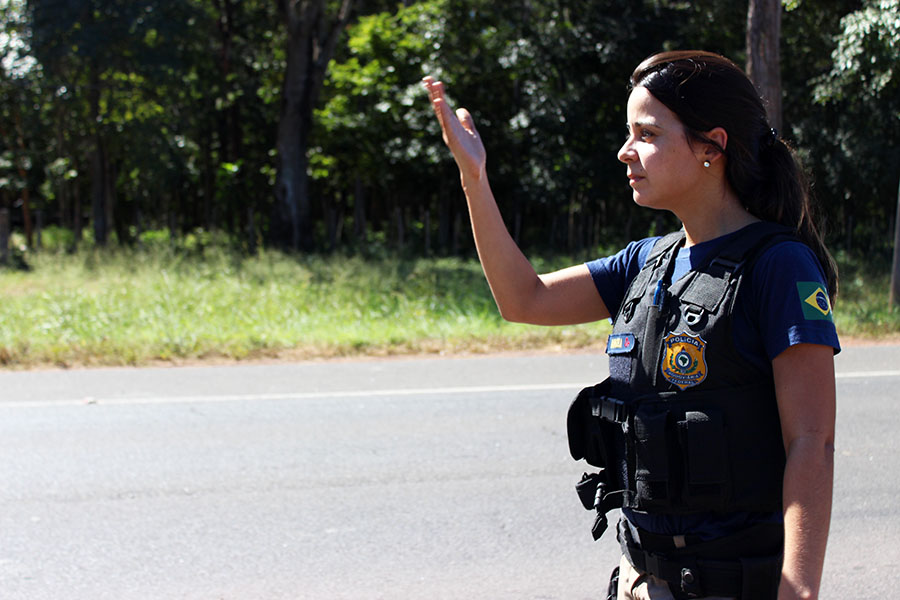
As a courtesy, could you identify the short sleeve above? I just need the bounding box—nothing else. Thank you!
[747,240,841,361]
[585,237,658,317]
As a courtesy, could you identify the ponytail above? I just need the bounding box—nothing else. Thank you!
[754,136,839,303]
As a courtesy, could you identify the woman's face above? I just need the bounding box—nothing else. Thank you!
[617,86,706,213]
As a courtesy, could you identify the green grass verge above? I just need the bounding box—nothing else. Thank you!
[0,245,608,368]
[831,251,900,339]
[0,243,896,369]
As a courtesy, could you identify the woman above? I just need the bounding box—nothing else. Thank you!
[423,50,838,600]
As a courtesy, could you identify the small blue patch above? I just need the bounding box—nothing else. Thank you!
[606,333,637,355]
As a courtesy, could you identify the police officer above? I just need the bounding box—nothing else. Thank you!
[423,50,837,600]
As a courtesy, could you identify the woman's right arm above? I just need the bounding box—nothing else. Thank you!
[423,77,609,326]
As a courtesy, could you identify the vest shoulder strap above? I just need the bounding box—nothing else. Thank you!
[610,232,684,323]
[646,231,685,267]
[679,222,796,312]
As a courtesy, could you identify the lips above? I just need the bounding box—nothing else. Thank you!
[627,173,645,186]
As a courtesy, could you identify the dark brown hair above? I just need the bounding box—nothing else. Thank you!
[631,50,837,301]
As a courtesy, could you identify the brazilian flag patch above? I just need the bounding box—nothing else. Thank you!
[797,282,833,321]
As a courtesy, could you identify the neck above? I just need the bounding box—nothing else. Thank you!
[679,188,758,247]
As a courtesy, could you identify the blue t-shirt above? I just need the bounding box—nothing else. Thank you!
[585,226,840,539]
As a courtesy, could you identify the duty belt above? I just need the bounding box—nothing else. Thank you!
[617,520,783,599]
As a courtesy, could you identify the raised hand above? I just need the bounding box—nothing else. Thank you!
[422,76,487,183]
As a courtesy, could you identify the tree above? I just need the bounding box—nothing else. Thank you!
[1,0,39,248]
[27,0,188,245]
[273,0,354,251]
[811,0,899,302]
[811,0,899,260]
[746,0,783,131]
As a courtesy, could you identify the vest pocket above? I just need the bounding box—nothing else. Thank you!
[632,408,674,509]
[678,408,729,510]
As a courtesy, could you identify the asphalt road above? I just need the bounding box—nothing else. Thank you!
[0,345,898,599]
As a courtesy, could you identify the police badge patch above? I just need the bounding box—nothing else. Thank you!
[660,332,708,390]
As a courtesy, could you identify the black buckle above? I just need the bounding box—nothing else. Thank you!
[680,561,703,598]
[593,397,626,423]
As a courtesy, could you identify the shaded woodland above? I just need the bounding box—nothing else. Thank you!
[0,0,897,259]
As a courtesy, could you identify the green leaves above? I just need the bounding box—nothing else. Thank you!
[814,0,899,102]
[1,0,895,257]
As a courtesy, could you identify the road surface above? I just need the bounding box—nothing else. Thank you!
[1,346,898,598]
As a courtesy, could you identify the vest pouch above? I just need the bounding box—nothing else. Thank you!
[631,405,675,509]
[568,379,616,468]
[678,409,729,510]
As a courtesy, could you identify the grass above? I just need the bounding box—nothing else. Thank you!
[0,237,897,369]
[831,250,900,340]
[0,242,608,368]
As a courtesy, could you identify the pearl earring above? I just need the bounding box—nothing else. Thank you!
[703,160,711,168]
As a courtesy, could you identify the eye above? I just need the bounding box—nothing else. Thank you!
[639,128,655,141]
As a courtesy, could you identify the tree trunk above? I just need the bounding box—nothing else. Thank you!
[246,204,257,253]
[0,207,9,264]
[106,158,118,243]
[88,62,109,246]
[746,0,782,132]
[89,137,109,246]
[72,165,82,247]
[393,204,405,249]
[274,91,310,249]
[13,107,33,248]
[216,0,244,236]
[422,207,431,256]
[324,192,338,251]
[273,0,354,251]
[353,175,367,242]
[35,209,43,250]
[890,177,900,306]
[438,178,451,253]
[202,126,215,230]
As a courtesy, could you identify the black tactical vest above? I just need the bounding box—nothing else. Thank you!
[568,222,794,536]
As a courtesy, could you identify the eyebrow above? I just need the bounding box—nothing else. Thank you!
[627,120,662,129]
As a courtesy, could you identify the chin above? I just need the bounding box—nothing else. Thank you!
[632,193,654,208]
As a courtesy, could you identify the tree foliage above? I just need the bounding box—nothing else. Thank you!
[807,0,899,254]
[0,0,896,261]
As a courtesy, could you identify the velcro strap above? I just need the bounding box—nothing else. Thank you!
[591,512,609,541]
[679,268,731,313]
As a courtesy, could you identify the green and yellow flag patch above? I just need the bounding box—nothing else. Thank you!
[797,282,833,321]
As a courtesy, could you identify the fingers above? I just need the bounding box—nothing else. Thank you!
[422,76,444,115]
[423,76,457,146]
[422,76,445,110]
[422,76,486,177]
[456,107,478,137]
[423,77,478,135]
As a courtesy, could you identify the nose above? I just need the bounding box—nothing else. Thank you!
[617,136,635,164]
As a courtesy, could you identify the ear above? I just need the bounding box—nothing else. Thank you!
[700,127,728,164]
